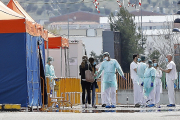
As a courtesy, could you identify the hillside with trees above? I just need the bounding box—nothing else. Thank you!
[1,0,179,21]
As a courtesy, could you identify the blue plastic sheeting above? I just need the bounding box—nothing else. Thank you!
[0,33,45,107]
[26,34,43,106]
[0,33,28,107]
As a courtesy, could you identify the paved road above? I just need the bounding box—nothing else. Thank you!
[0,112,180,120]
[1,105,180,120]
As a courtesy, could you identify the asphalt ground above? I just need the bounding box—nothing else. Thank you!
[1,105,180,120]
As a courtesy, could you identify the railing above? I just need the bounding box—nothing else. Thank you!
[117,73,133,90]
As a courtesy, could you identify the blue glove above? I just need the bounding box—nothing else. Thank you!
[174,83,177,89]
[122,76,127,80]
[151,82,153,87]
[141,82,144,86]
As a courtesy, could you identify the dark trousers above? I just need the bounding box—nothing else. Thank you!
[81,80,91,104]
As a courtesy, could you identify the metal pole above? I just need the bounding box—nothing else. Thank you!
[141,1,143,48]
[61,46,62,77]
[47,41,49,58]
[67,8,69,39]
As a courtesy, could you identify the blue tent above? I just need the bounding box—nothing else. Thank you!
[0,17,47,107]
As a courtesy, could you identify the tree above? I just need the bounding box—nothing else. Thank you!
[147,21,180,71]
[109,7,144,72]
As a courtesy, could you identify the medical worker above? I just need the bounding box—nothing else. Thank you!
[95,52,124,108]
[137,55,147,105]
[143,60,156,107]
[45,57,57,97]
[153,60,162,107]
[160,54,177,107]
[130,54,140,107]
[96,56,106,107]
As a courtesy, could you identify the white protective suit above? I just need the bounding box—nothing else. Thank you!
[130,61,140,105]
[143,67,156,105]
[137,62,147,104]
[96,59,124,106]
[166,61,177,104]
[96,62,105,105]
[154,67,162,105]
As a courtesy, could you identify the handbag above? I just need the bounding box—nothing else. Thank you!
[85,63,95,83]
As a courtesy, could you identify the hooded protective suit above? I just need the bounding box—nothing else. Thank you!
[96,59,124,92]
[96,59,124,106]
[143,67,156,105]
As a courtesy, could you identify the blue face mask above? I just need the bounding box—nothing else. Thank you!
[153,63,157,67]
[137,58,141,62]
[93,61,96,65]
[103,58,106,61]
[165,58,168,62]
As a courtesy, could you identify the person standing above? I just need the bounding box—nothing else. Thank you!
[88,57,98,108]
[137,55,147,105]
[143,60,156,107]
[130,54,140,107]
[153,60,162,107]
[95,52,125,108]
[79,55,92,108]
[160,54,177,107]
[96,56,106,107]
[45,57,57,97]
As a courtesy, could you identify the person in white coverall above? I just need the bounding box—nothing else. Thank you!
[160,54,177,107]
[130,54,141,107]
[95,52,125,108]
[153,59,162,107]
[96,58,106,107]
[137,55,147,105]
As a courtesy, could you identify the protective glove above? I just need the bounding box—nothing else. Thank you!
[141,82,144,86]
[122,76,127,80]
[151,82,153,87]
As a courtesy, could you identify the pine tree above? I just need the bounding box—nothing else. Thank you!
[109,7,144,72]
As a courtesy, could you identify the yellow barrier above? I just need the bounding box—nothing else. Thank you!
[46,77,82,107]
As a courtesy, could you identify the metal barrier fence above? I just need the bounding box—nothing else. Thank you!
[116,72,180,90]
[117,73,133,90]
[45,77,82,108]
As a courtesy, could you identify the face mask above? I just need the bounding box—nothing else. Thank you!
[153,63,157,67]
[104,57,108,61]
[137,58,141,62]
[165,58,168,62]
[50,61,53,64]
[93,62,96,65]
[103,58,106,61]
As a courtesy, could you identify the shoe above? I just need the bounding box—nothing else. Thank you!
[82,104,85,108]
[105,105,111,108]
[167,104,175,107]
[111,105,116,108]
[102,104,106,107]
[147,104,155,107]
[93,105,97,108]
[88,104,91,108]
[135,103,141,108]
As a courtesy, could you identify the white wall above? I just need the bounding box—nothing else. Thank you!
[45,49,66,78]
[69,40,84,78]
[69,36,103,58]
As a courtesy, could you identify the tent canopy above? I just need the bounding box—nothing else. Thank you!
[0,1,24,20]
[45,33,69,49]
[6,0,48,41]
[7,0,35,22]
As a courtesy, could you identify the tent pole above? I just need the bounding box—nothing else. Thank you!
[67,48,70,77]
[61,47,62,77]
[47,41,49,58]
[64,47,67,77]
